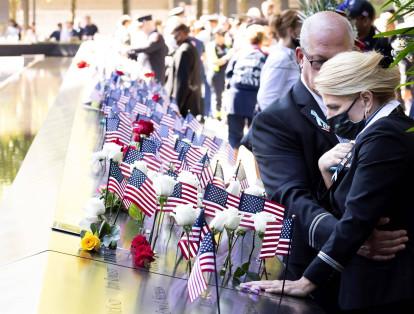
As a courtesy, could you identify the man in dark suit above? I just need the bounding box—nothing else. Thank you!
[165,24,202,117]
[127,15,168,83]
[249,11,408,312]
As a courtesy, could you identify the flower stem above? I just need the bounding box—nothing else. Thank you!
[216,231,223,253]
[184,227,192,275]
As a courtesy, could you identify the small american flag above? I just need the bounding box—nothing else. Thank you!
[263,199,285,222]
[178,209,210,259]
[233,162,249,190]
[203,183,228,218]
[182,113,202,132]
[212,161,225,188]
[159,141,180,168]
[191,154,213,189]
[162,182,188,212]
[132,102,148,117]
[188,231,215,302]
[162,182,197,212]
[226,188,241,209]
[120,148,142,178]
[140,138,161,172]
[185,145,205,168]
[160,114,177,129]
[105,117,131,146]
[238,193,265,230]
[259,220,283,259]
[275,218,293,256]
[124,169,157,217]
[203,136,219,157]
[108,160,126,200]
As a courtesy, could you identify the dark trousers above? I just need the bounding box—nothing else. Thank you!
[227,114,252,149]
[211,70,225,112]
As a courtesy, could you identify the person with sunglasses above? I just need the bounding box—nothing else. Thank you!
[249,11,408,313]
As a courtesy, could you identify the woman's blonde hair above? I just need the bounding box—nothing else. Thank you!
[315,51,400,103]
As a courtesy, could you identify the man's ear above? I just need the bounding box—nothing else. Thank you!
[295,47,304,67]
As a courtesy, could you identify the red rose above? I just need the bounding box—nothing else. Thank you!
[77,60,89,68]
[133,246,155,267]
[131,235,149,249]
[133,120,154,137]
[152,94,161,103]
[144,72,155,78]
[115,70,124,76]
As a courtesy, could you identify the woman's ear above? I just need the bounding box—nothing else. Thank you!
[360,90,374,116]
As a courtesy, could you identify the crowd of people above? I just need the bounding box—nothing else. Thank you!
[1,15,99,43]
[113,1,414,314]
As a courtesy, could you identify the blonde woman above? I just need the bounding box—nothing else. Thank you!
[242,51,414,313]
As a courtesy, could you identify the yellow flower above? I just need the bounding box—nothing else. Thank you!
[81,231,101,251]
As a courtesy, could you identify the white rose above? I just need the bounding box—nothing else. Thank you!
[92,150,106,163]
[224,207,241,230]
[171,204,199,226]
[178,171,199,188]
[253,212,276,233]
[84,197,105,218]
[209,210,227,232]
[147,170,159,181]
[102,142,122,157]
[226,180,241,196]
[197,192,204,208]
[153,175,176,197]
[244,185,265,197]
[130,160,148,175]
[108,150,123,163]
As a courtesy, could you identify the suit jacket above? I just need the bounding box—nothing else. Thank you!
[133,31,168,83]
[252,80,340,276]
[165,39,201,117]
[304,110,414,310]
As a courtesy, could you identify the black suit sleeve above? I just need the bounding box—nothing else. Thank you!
[175,46,193,111]
[131,33,164,55]
[252,108,338,250]
[304,132,408,285]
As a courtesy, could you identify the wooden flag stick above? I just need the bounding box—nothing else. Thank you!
[212,235,221,314]
[234,160,241,179]
[278,215,296,309]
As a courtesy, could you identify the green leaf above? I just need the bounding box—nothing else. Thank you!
[241,262,250,273]
[374,27,414,38]
[406,126,414,133]
[90,223,98,235]
[233,267,246,278]
[80,230,87,238]
[246,272,261,281]
[128,203,142,221]
[391,42,414,67]
[99,221,112,238]
[219,268,226,276]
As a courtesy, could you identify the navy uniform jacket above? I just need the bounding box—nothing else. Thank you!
[130,31,168,83]
[252,80,340,275]
[304,110,414,310]
[252,80,342,311]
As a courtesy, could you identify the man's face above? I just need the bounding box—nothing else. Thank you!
[173,30,186,45]
[296,31,352,93]
[353,16,372,37]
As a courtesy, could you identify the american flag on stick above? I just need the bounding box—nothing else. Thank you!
[105,117,131,146]
[124,168,157,217]
[238,193,266,230]
[188,231,215,302]
[259,220,283,259]
[275,217,293,256]
[107,160,126,200]
[178,209,210,260]
[212,161,225,189]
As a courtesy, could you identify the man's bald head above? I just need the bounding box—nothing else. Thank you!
[297,11,355,92]
[300,11,354,52]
